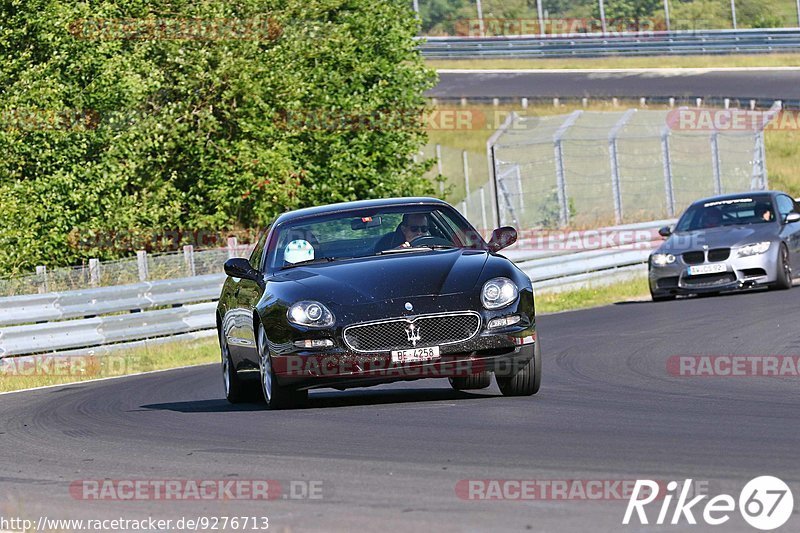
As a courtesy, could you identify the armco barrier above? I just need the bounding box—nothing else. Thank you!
[0,220,673,357]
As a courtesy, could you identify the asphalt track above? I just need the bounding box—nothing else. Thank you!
[429,69,800,101]
[2,288,800,532]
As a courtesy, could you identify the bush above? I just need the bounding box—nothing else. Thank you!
[0,0,437,274]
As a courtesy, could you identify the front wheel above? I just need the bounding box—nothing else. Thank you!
[257,324,308,409]
[497,340,541,397]
[220,329,259,403]
[771,244,792,290]
[449,371,491,390]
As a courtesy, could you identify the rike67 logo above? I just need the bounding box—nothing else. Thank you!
[623,477,794,530]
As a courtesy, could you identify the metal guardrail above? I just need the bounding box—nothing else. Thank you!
[0,220,672,357]
[419,28,800,58]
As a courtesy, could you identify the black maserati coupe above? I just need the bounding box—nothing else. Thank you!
[216,197,540,409]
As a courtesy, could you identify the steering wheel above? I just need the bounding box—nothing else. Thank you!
[409,235,453,247]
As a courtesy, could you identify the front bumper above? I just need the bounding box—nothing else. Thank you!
[649,247,779,296]
[271,330,536,391]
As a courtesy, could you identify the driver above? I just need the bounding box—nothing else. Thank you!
[755,204,773,222]
[374,213,430,252]
[701,207,723,228]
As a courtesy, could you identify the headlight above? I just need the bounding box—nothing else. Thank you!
[737,241,771,257]
[287,301,335,328]
[481,277,518,310]
[651,253,676,266]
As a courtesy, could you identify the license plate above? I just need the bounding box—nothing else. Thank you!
[391,346,440,363]
[688,263,727,275]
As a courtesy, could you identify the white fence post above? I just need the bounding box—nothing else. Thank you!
[462,150,470,202]
[710,131,722,195]
[661,127,676,218]
[608,109,637,224]
[89,258,100,287]
[183,245,196,277]
[227,237,239,259]
[486,112,516,229]
[552,110,583,227]
[136,251,149,281]
[435,143,444,195]
[479,186,488,235]
[36,265,48,294]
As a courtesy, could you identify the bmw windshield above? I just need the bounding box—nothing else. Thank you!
[266,205,488,271]
[675,197,776,232]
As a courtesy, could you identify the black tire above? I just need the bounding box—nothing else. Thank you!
[449,371,491,390]
[220,330,259,403]
[497,339,541,397]
[772,244,792,290]
[257,324,308,410]
[651,292,676,302]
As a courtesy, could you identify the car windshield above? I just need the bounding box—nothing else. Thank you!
[674,197,776,232]
[266,205,488,270]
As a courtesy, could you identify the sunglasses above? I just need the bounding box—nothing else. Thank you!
[407,225,429,233]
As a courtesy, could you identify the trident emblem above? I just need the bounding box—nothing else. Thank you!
[405,323,421,347]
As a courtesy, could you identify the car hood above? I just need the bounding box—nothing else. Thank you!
[660,224,778,253]
[269,248,490,304]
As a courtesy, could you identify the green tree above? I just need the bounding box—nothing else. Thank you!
[0,0,436,273]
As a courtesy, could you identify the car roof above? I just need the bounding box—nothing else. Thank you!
[689,191,782,207]
[272,197,451,225]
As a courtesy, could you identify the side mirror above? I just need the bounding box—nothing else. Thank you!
[224,257,261,281]
[488,226,517,253]
[785,213,800,224]
[658,226,672,237]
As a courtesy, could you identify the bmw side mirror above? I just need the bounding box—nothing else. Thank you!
[785,213,800,224]
[224,257,261,281]
[488,226,517,253]
[658,226,672,237]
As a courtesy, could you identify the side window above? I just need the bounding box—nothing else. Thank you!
[776,195,794,220]
[248,227,269,271]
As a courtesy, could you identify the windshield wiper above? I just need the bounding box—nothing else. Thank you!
[281,257,347,269]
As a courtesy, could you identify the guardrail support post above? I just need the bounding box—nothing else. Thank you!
[552,110,583,227]
[89,258,100,287]
[136,251,149,281]
[710,131,722,195]
[36,265,48,294]
[608,109,637,224]
[661,127,676,218]
[183,245,196,277]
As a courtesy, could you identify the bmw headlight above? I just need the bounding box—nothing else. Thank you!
[287,301,335,328]
[481,277,518,310]
[651,253,676,266]
[737,241,771,257]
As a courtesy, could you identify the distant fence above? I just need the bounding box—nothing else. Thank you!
[487,103,780,228]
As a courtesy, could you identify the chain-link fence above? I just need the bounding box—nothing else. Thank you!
[489,106,777,229]
[0,242,253,297]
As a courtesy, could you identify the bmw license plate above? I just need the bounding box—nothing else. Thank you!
[391,346,440,363]
[687,263,727,276]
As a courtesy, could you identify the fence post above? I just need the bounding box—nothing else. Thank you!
[751,101,781,190]
[183,245,196,277]
[486,112,516,229]
[552,110,583,227]
[479,186,488,235]
[36,265,48,294]
[608,109,636,225]
[661,127,676,218]
[710,131,722,195]
[435,143,444,196]
[227,237,239,259]
[136,250,149,282]
[462,150,470,202]
[89,258,100,287]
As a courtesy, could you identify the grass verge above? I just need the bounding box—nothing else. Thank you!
[0,336,220,393]
[427,53,800,71]
[536,276,651,314]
